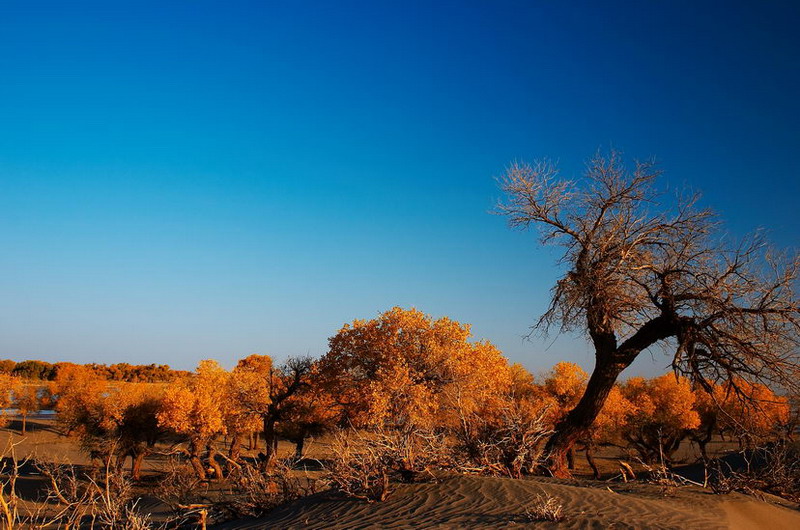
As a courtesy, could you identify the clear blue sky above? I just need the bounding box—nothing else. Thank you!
[1,1,798,374]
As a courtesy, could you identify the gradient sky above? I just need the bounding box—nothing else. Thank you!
[1,1,798,375]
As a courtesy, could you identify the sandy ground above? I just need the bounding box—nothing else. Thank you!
[212,473,800,529]
[3,415,800,529]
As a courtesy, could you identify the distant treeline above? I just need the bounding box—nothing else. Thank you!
[0,359,190,383]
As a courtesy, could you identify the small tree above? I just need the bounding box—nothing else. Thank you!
[497,150,800,475]
[619,375,700,464]
[230,354,313,467]
[692,379,789,458]
[158,360,229,480]
[12,382,42,434]
[276,365,338,460]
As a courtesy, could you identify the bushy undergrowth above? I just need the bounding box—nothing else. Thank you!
[325,427,448,502]
[454,405,553,478]
[709,442,800,502]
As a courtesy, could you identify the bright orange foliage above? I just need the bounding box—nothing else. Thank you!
[158,360,229,442]
[321,307,512,429]
[543,362,588,418]
[158,360,230,479]
[620,374,700,462]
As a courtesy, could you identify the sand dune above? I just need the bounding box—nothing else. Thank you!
[213,474,800,529]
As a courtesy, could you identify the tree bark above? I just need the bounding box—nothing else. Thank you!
[544,314,676,476]
[188,440,207,481]
[544,358,627,476]
[206,443,224,480]
[263,419,278,467]
[293,437,305,461]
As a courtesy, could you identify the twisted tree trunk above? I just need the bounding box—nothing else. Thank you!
[544,358,627,476]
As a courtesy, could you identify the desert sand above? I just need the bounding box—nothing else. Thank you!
[214,474,800,529]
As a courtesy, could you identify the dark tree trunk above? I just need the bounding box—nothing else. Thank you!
[544,314,676,477]
[585,444,600,479]
[207,443,224,480]
[188,440,207,481]
[544,358,627,476]
[263,419,278,467]
[293,437,305,461]
[566,448,575,470]
[698,439,709,461]
[21,414,27,435]
[115,453,126,474]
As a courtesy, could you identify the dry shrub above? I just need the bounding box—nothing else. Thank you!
[225,459,319,518]
[524,493,564,522]
[455,405,552,478]
[710,442,800,502]
[155,457,205,510]
[325,427,447,502]
[637,460,686,497]
[34,459,157,529]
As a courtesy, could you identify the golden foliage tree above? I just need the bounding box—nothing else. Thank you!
[0,374,18,427]
[277,364,339,460]
[230,354,313,466]
[158,360,230,480]
[52,366,165,479]
[692,379,790,457]
[11,381,42,434]
[321,307,512,431]
[619,374,700,463]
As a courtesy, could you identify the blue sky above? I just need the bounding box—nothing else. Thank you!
[0,1,798,374]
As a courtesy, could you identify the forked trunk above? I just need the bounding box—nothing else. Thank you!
[207,443,224,480]
[544,359,627,477]
[188,440,207,481]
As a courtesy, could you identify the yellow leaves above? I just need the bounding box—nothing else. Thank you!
[593,385,635,439]
[230,354,273,417]
[157,360,230,442]
[0,374,20,409]
[322,307,513,430]
[621,374,700,432]
[544,362,588,411]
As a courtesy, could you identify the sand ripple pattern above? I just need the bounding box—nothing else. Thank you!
[214,474,738,529]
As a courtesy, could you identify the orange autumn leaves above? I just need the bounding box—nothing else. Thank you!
[320,307,513,430]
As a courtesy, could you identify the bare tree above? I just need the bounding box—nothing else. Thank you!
[497,150,800,476]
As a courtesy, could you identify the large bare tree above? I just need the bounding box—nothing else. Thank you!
[497,150,800,476]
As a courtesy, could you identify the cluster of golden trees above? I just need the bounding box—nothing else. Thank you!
[6,307,789,483]
[0,359,188,382]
